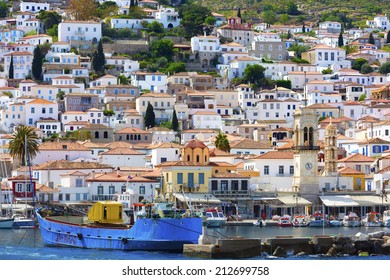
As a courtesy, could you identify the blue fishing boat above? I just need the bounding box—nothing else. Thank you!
[35,201,202,252]
[308,211,329,227]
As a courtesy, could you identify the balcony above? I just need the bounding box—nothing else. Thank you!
[293,145,320,151]
[212,190,249,197]
[91,194,116,201]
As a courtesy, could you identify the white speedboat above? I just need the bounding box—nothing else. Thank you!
[361,212,382,227]
[342,212,361,227]
[0,217,14,229]
[292,215,308,227]
[203,208,227,227]
[382,210,390,227]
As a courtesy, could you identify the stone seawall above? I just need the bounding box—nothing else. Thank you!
[266,231,390,258]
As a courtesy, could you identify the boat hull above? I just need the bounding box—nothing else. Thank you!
[0,218,14,229]
[36,210,202,251]
[13,219,36,229]
[308,220,329,227]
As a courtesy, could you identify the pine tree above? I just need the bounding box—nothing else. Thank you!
[172,109,179,132]
[338,32,344,47]
[32,45,43,81]
[144,103,156,129]
[8,54,14,79]
[369,33,375,45]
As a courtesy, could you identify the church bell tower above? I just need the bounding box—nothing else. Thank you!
[292,108,319,196]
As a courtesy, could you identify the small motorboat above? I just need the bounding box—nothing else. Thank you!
[342,212,361,227]
[277,215,292,227]
[383,210,390,227]
[253,219,266,227]
[292,215,308,227]
[362,212,382,227]
[329,219,342,227]
[308,211,329,227]
[203,207,227,227]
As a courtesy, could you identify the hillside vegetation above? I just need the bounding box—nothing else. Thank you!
[192,0,390,27]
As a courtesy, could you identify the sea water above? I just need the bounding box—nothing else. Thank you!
[1,226,390,260]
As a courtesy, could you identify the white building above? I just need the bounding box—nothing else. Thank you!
[366,15,390,30]
[25,98,58,126]
[99,147,146,167]
[58,21,102,44]
[130,72,167,93]
[4,51,33,79]
[20,2,50,13]
[135,93,175,124]
[191,111,222,130]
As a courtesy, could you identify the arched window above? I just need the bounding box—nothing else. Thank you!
[303,127,308,144]
[309,127,314,146]
[196,155,200,162]
[95,131,99,138]
[187,155,190,161]
[103,131,108,138]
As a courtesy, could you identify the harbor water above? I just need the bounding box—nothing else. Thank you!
[1,225,390,260]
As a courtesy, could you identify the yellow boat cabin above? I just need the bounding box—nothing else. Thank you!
[87,201,123,224]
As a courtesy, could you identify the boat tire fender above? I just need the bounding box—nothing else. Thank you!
[122,238,128,244]
[77,233,83,240]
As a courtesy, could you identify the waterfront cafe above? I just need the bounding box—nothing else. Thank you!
[319,194,390,219]
[252,194,313,219]
[172,192,222,211]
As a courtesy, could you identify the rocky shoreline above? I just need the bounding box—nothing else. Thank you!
[267,231,390,258]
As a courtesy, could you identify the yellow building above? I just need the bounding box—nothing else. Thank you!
[157,139,213,200]
[339,167,365,191]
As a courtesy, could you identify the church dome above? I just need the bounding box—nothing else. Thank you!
[184,139,207,149]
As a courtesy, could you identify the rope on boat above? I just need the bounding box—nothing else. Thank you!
[18,229,29,244]
[156,219,229,239]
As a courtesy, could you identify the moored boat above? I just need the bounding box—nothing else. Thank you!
[292,215,307,227]
[329,219,342,227]
[342,212,361,227]
[382,210,390,227]
[277,215,292,227]
[0,217,14,229]
[361,212,382,227]
[12,214,36,229]
[203,207,227,227]
[308,212,329,227]
[36,201,202,251]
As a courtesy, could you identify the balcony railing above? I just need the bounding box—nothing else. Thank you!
[92,194,116,201]
[212,190,249,197]
[293,145,320,151]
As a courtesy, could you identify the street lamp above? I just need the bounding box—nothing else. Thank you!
[204,194,211,208]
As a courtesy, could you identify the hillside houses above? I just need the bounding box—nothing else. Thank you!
[2,1,390,217]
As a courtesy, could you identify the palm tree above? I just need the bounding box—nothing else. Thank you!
[8,125,39,167]
[214,131,231,153]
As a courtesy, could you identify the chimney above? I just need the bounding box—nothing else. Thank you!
[91,170,95,179]
[117,167,120,177]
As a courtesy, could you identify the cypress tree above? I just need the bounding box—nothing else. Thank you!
[302,22,306,33]
[237,8,241,19]
[144,103,155,128]
[92,39,105,74]
[172,109,179,132]
[8,54,14,79]
[32,45,43,81]
[338,32,344,47]
[368,33,375,45]
[387,30,390,44]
